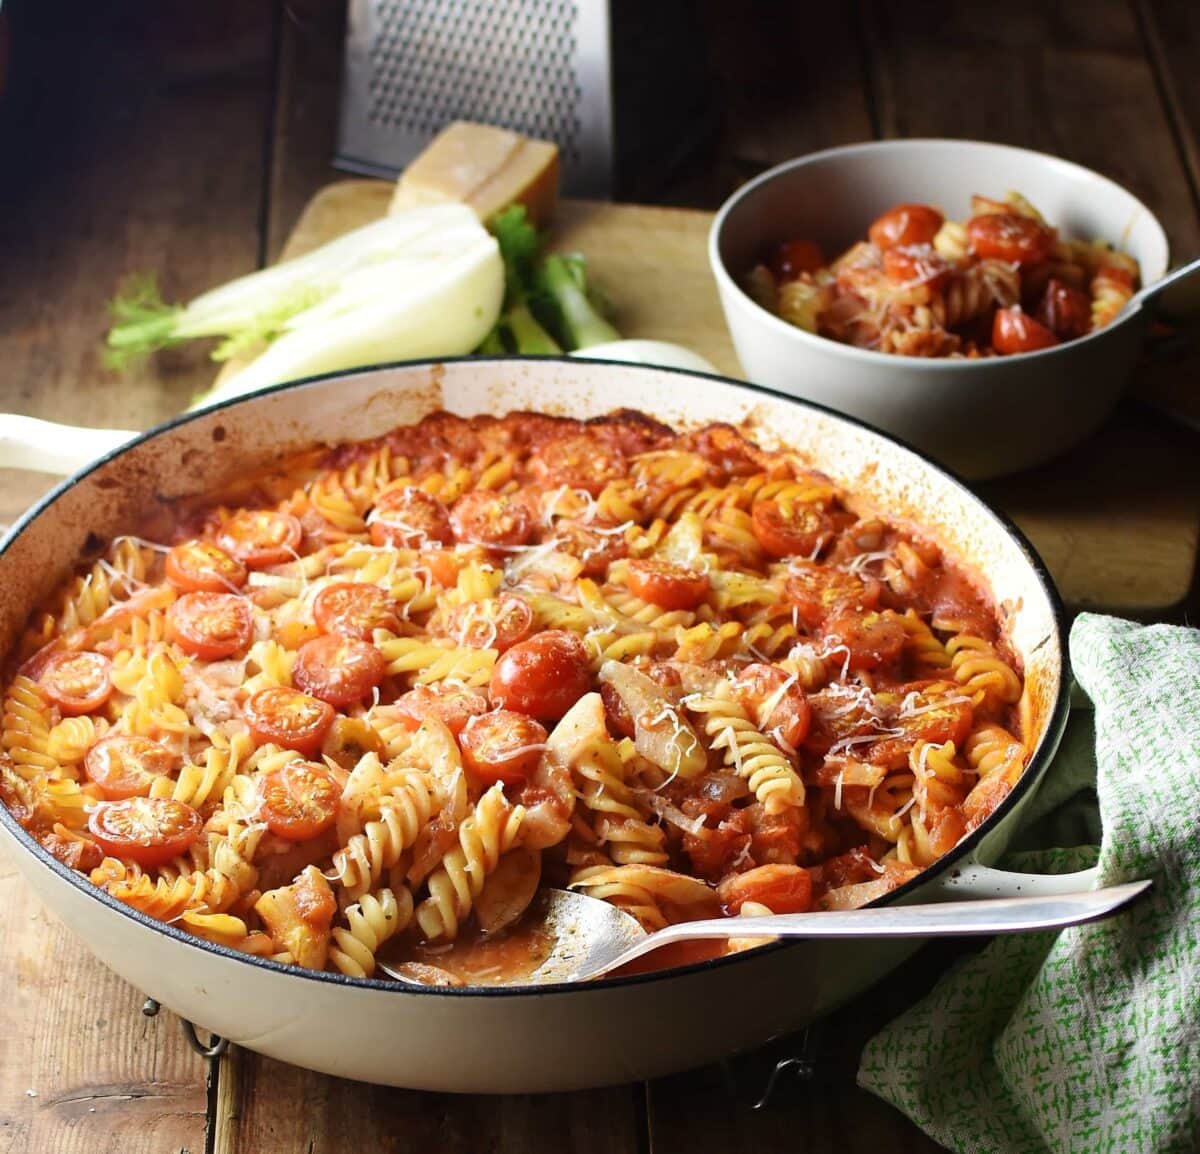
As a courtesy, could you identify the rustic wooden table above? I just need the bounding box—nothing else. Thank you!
[2,3,1199,1151]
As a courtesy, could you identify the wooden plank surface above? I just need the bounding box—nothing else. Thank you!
[0,3,274,1152]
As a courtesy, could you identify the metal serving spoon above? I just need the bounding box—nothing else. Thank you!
[379,878,1151,986]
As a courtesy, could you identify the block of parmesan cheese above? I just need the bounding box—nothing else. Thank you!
[389,122,560,227]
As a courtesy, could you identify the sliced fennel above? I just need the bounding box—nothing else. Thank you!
[104,205,504,408]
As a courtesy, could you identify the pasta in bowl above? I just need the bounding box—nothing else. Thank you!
[0,358,1067,1090]
[710,138,1170,478]
[745,191,1141,358]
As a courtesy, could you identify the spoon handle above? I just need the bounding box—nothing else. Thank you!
[1131,255,1200,315]
[600,879,1151,976]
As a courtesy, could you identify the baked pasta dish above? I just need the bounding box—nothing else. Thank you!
[0,411,1028,983]
[745,191,1141,358]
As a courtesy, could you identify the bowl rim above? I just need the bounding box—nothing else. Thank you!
[708,136,1170,370]
[0,355,1071,1000]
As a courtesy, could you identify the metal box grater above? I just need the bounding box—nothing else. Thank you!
[336,0,714,199]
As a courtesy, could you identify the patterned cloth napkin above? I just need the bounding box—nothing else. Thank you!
[858,613,1200,1154]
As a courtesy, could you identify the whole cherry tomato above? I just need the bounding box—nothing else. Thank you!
[450,490,535,548]
[244,686,335,754]
[751,498,836,560]
[459,710,549,785]
[966,213,1053,264]
[626,559,710,611]
[368,487,453,549]
[1035,278,1091,340]
[165,540,247,593]
[216,510,302,569]
[84,735,179,800]
[992,307,1059,355]
[489,630,591,720]
[166,592,253,660]
[88,796,201,869]
[868,204,945,250]
[39,651,112,716]
[313,582,399,641]
[256,760,341,841]
[769,238,826,282]
[292,635,386,707]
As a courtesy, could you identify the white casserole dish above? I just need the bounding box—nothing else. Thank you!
[0,358,1071,1091]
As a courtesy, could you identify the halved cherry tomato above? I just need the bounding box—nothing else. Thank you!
[866,686,974,768]
[718,864,813,915]
[731,663,811,747]
[820,610,906,671]
[244,686,335,754]
[393,684,489,736]
[992,307,1059,355]
[529,436,623,496]
[459,710,548,785]
[166,592,253,660]
[1035,278,1091,340]
[256,760,340,841]
[966,213,1052,264]
[313,582,399,641]
[39,651,112,716]
[868,204,945,250]
[443,593,534,652]
[785,561,881,629]
[165,540,247,593]
[450,490,535,548]
[292,635,386,707]
[216,510,303,569]
[626,559,710,611]
[368,487,453,549]
[84,735,180,800]
[882,245,950,290]
[88,796,202,869]
[419,549,462,588]
[751,498,836,560]
[769,238,826,282]
[489,630,591,720]
[552,519,629,579]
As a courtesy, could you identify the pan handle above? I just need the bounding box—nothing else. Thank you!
[925,861,1101,900]
[0,415,137,475]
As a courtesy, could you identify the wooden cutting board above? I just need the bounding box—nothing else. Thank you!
[264,180,1200,614]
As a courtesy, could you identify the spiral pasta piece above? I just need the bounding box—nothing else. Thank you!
[688,689,805,813]
[1,676,57,778]
[329,886,414,978]
[415,783,525,941]
[332,769,438,900]
[947,635,1022,710]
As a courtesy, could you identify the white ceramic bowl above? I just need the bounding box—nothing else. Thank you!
[709,139,1170,480]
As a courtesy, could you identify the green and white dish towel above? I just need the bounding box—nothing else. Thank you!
[859,614,1200,1154]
